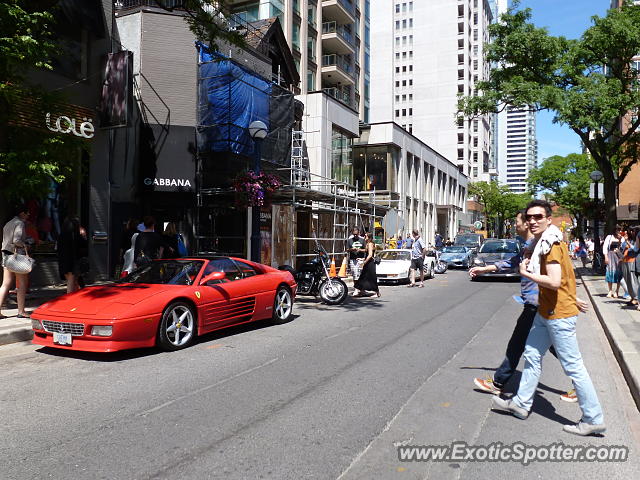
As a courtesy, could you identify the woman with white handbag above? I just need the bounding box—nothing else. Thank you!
[0,205,33,319]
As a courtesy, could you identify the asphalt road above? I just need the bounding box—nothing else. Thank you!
[1,270,639,479]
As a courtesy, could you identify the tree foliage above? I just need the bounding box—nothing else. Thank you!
[527,153,597,220]
[458,1,640,234]
[468,181,530,236]
[0,0,85,201]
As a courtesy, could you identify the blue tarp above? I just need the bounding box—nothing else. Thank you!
[196,42,271,157]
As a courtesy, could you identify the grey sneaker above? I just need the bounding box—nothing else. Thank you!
[563,421,606,436]
[491,396,529,419]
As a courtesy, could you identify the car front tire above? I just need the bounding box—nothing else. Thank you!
[272,286,293,324]
[158,301,197,351]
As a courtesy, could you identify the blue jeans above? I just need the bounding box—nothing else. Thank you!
[513,313,604,425]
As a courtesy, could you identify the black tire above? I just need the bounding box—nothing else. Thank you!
[272,286,294,324]
[319,278,348,305]
[157,301,197,351]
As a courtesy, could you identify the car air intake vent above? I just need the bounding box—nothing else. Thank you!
[206,297,256,321]
[42,321,85,336]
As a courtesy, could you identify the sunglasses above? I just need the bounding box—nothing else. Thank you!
[526,214,547,221]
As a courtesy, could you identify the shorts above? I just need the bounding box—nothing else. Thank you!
[410,258,424,270]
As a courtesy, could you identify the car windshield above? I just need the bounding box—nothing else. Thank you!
[121,260,204,285]
[479,241,519,254]
[380,251,411,261]
[455,235,479,245]
[443,246,466,253]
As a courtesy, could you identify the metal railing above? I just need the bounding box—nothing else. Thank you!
[322,54,353,74]
[323,87,356,109]
[321,21,355,45]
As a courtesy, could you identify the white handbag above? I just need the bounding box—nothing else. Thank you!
[4,246,35,274]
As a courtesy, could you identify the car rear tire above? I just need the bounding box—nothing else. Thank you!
[158,301,197,351]
[272,286,293,324]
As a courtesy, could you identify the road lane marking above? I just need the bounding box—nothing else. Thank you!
[138,357,279,416]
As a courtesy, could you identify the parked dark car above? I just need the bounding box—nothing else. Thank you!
[439,246,475,269]
[471,239,521,279]
[454,233,484,253]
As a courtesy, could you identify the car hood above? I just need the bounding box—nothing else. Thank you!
[477,253,514,264]
[377,259,410,273]
[441,252,467,260]
[36,284,180,316]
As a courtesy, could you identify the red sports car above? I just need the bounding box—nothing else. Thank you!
[31,257,297,352]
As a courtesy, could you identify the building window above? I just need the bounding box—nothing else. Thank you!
[396,4,400,13]
[331,126,353,184]
[402,80,407,86]
[396,20,400,29]
[402,65,406,72]
[402,51,407,59]
[402,108,406,116]
[292,23,301,51]
[396,52,400,59]
[409,18,413,28]
[308,4,316,27]
[395,80,400,87]
[307,69,316,90]
[395,37,400,46]
[408,79,413,86]
[395,109,400,117]
[408,108,412,115]
[408,124,413,134]
[395,95,400,102]
[402,19,407,28]
[408,65,413,72]
[396,66,400,73]
[308,35,316,61]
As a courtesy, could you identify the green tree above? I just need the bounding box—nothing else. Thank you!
[468,181,529,237]
[527,153,597,226]
[0,0,85,203]
[458,1,640,234]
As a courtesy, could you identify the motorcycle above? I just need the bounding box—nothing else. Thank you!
[279,245,348,305]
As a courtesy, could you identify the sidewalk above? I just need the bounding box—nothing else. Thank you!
[0,284,67,346]
[575,263,640,410]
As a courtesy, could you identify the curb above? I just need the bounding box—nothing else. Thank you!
[577,268,640,412]
[0,326,33,346]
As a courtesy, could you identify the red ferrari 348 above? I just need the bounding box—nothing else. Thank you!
[31,257,297,352]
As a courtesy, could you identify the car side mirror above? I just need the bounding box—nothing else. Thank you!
[200,271,225,285]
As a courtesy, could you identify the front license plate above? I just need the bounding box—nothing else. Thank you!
[53,332,72,345]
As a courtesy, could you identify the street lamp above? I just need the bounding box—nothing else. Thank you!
[249,120,268,263]
[590,170,603,264]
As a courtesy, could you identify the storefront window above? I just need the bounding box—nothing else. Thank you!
[353,146,396,191]
[331,127,353,185]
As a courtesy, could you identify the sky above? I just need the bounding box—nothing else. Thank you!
[513,0,610,162]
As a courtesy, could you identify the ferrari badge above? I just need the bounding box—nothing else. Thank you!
[195,291,201,299]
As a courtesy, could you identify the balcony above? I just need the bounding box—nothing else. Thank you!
[323,86,357,110]
[322,0,356,24]
[322,54,355,85]
[321,21,355,55]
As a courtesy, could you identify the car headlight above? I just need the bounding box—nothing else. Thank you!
[91,325,113,337]
[401,271,409,277]
[31,319,43,330]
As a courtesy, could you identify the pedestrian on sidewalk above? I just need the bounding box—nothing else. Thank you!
[575,236,589,268]
[470,209,582,402]
[603,227,622,298]
[353,232,381,298]
[0,205,31,318]
[407,229,426,288]
[57,216,86,294]
[619,228,639,306]
[347,227,366,296]
[134,216,165,266]
[491,199,606,436]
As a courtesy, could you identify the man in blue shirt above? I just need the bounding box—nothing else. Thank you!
[469,209,586,401]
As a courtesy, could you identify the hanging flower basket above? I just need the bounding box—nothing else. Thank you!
[232,170,282,207]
